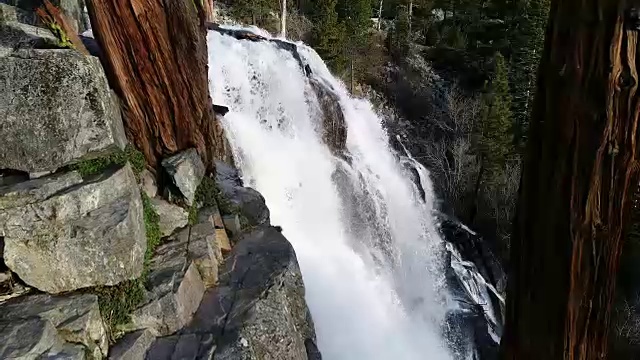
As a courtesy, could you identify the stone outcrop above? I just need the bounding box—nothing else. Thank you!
[0,164,146,293]
[223,214,242,238]
[309,77,347,156]
[215,161,270,227]
[0,10,57,57]
[162,148,205,206]
[129,213,230,335]
[109,329,156,360]
[0,0,89,32]
[0,293,108,359]
[150,198,188,237]
[0,47,127,173]
[199,206,232,252]
[146,226,320,360]
[140,169,158,198]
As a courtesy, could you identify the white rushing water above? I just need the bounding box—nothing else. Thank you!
[207,30,454,360]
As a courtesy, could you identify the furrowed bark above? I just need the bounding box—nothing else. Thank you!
[85,0,220,171]
[501,1,640,359]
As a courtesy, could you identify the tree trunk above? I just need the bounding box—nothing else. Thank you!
[280,0,287,38]
[85,0,221,172]
[204,0,215,23]
[408,0,413,34]
[501,1,640,359]
[377,0,383,30]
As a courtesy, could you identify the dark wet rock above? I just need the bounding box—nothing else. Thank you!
[309,77,347,155]
[214,161,270,227]
[439,215,505,360]
[213,104,229,116]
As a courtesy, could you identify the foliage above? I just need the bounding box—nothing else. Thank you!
[95,279,145,341]
[308,0,348,73]
[95,192,161,340]
[508,0,550,148]
[72,145,146,179]
[389,5,410,59]
[478,52,513,173]
[230,0,279,28]
[141,193,161,264]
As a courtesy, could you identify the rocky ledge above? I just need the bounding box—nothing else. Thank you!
[0,5,321,360]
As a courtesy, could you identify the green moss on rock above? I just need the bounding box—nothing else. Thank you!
[72,145,145,179]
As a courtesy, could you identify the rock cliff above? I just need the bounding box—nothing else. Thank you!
[0,5,320,359]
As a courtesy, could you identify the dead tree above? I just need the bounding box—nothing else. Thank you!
[85,0,225,171]
[501,1,640,359]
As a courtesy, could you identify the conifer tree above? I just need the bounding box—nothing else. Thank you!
[508,0,550,149]
[309,0,347,72]
[337,0,372,88]
[480,52,513,173]
[390,4,410,58]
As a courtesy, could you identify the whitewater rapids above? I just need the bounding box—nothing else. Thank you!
[207,30,454,360]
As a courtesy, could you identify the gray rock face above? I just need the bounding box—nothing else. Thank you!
[150,198,188,237]
[0,170,83,210]
[0,19,57,58]
[0,317,64,359]
[0,48,127,173]
[140,169,158,198]
[162,149,205,206]
[109,329,156,360]
[214,161,270,227]
[130,222,212,336]
[0,164,146,293]
[147,226,320,360]
[0,0,89,32]
[310,77,346,156]
[223,215,241,237]
[0,293,108,358]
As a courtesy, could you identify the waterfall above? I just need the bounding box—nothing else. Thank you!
[207,30,456,360]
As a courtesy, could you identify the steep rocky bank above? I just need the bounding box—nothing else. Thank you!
[0,4,320,359]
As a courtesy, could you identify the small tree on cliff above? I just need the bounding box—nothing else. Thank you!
[501,1,640,359]
[479,52,513,174]
[308,0,347,72]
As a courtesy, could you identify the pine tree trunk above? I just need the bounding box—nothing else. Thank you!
[377,0,383,30]
[85,0,221,171]
[501,1,640,359]
[280,0,287,37]
[204,0,215,22]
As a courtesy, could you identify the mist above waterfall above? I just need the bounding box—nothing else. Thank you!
[207,29,455,360]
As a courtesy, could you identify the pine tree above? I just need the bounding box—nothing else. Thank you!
[480,52,513,173]
[501,1,640,358]
[390,4,410,58]
[508,0,550,149]
[309,0,347,72]
[336,0,372,88]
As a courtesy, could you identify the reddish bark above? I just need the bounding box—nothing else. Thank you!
[85,0,219,171]
[501,1,640,359]
[36,0,87,54]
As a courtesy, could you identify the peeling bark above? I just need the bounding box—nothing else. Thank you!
[501,1,640,359]
[85,0,219,171]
